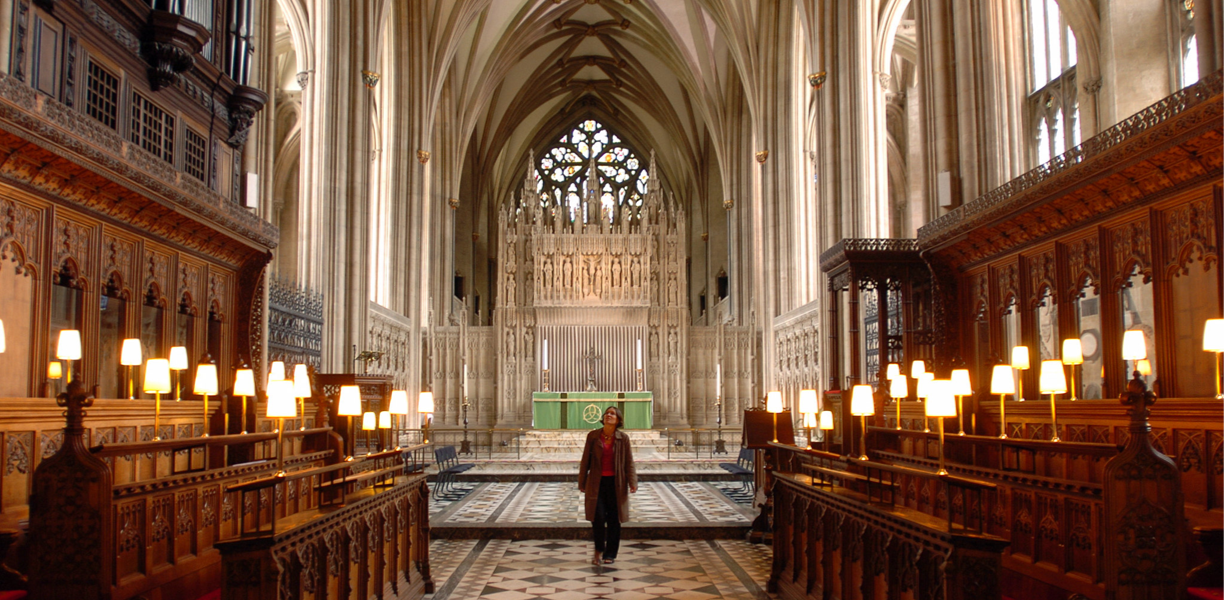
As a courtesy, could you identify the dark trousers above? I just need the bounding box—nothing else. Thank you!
[593,477,621,558]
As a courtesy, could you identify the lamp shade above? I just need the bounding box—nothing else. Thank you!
[1062,338,1084,365]
[850,384,875,416]
[910,360,926,378]
[798,389,818,414]
[1137,359,1152,376]
[889,375,908,399]
[292,364,312,398]
[990,364,1015,395]
[925,379,957,417]
[766,391,783,413]
[120,338,142,366]
[417,391,435,413]
[886,363,901,380]
[143,358,171,393]
[1122,330,1147,360]
[266,379,297,418]
[234,368,256,397]
[194,362,218,395]
[1203,319,1224,352]
[818,410,835,430]
[916,372,935,399]
[56,329,82,360]
[1011,346,1030,370]
[361,411,376,431]
[950,369,972,396]
[169,346,189,370]
[47,361,62,379]
[1039,360,1067,394]
[337,385,362,416]
[378,410,391,429]
[803,412,818,428]
[389,390,409,415]
[268,361,286,382]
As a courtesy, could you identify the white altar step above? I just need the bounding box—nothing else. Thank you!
[517,429,670,454]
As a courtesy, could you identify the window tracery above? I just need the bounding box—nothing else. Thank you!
[535,119,649,223]
[1026,0,1080,167]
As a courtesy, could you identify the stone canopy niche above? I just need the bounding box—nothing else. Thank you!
[495,151,689,427]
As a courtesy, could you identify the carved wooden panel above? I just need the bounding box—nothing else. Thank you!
[1028,250,1056,307]
[178,259,202,313]
[52,216,95,284]
[996,262,1019,311]
[1066,235,1100,296]
[1109,220,1152,288]
[143,246,172,304]
[1163,198,1219,274]
[100,232,136,296]
[0,195,42,273]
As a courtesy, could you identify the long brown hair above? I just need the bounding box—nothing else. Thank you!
[603,405,624,429]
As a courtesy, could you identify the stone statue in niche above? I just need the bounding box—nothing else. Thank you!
[630,256,641,288]
[650,330,659,356]
[542,257,553,288]
[593,260,603,298]
[523,327,533,356]
[504,273,515,304]
[611,257,622,288]
[506,329,516,358]
[562,257,573,289]
[668,328,678,355]
[667,274,677,305]
[580,259,590,297]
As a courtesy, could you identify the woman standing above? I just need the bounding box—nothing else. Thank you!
[578,405,638,565]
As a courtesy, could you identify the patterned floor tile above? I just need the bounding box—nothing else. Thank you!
[426,539,773,600]
[436,482,752,525]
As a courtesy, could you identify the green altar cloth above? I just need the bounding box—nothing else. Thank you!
[532,392,653,429]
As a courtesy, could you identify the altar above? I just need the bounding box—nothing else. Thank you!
[532,392,653,429]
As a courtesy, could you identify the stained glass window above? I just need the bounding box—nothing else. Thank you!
[536,119,650,223]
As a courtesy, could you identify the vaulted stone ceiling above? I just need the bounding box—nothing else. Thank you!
[427,0,761,221]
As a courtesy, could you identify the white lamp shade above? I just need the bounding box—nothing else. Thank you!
[850,384,875,416]
[885,363,901,380]
[766,391,783,413]
[143,358,171,393]
[389,390,409,415]
[925,379,957,417]
[1202,319,1224,352]
[120,338,142,366]
[337,385,362,416]
[266,379,297,418]
[1011,346,1030,370]
[169,346,189,370]
[292,364,312,398]
[378,410,391,429]
[1062,338,1084,365]
[417,391,435,413]
[950,369,972,396]
[803,412,818,428]
[910,360,926,378]
[1122,330,1147,360]
[56,329,82,360]
[361,411,376,431]
[1039,360,1067,394]
[916,372,935,399]
[990,364,1015,395]
[889,375,908,399]
[47,361,62,379]
[798,389,818,414]
[268,361,286,382]
[234,368,256,397]
[194,363,218,395]
[818,410,835,430]
[1137,359,1152,376]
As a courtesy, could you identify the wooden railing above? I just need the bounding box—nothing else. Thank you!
[217,451,432,600]
[766,443,1010,600]
[25,383,431,600]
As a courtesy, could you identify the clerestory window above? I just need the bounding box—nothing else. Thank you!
[1171,0,1199,88]
[1025,0,1080,167]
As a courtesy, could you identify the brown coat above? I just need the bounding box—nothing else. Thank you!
[578,428,637,523]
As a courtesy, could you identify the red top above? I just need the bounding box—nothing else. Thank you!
[600,435,615,476]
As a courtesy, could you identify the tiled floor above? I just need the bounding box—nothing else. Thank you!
[430,482,754,525]
[426,539,775,600]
